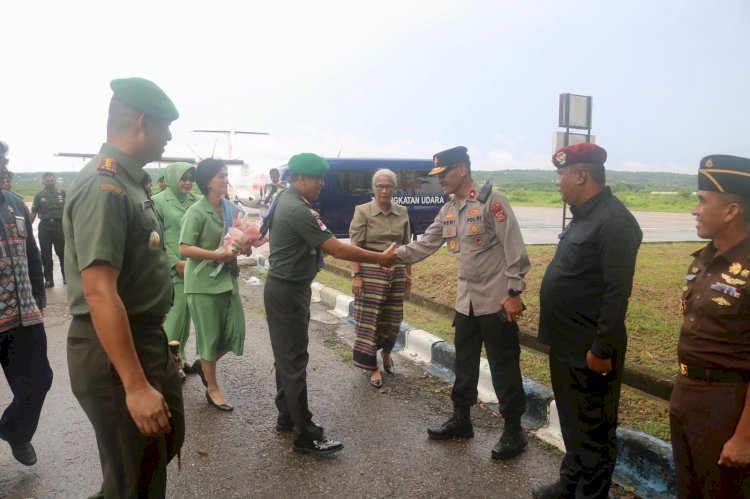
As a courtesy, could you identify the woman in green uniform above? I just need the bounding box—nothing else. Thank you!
[179,159,250,411]
[152,162,200,373]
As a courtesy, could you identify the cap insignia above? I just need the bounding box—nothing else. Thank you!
[705,159,714,168]
[434,157,440,166]
[555,151,567,166]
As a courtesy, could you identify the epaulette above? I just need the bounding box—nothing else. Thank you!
[477,181,493,203]
[97,157,118,176]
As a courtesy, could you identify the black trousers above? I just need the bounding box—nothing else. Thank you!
[39,219,65,283]
[451,306,526,422]
[264,277,323,444]
[670,374,750,498]
[68,317,184,499]
[549,349,625,499]
[0,323,53,445]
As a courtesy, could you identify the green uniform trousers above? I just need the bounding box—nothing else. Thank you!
[67,316,184,499]
[164,280,191,362]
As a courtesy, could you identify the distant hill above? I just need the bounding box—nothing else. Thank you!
[473,169,697,193]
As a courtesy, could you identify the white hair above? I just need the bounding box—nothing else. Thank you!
[372,168,397,188]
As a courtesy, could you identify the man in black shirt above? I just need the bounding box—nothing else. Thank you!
[533,143,642,499]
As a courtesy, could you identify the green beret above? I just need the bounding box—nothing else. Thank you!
[698,154,750,197]
[157,172,166,181]
[288,153,330,177]
[110,77,179,121]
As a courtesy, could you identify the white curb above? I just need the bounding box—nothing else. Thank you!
[476,357,499,404]
[310,282,323,303]
[535,400,566,451]
[319,286,339,309]
[403,329,443,364]
[330,295,354,318]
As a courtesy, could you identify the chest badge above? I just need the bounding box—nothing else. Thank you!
[448,240,457,251]
[468,208,480,216]
[712,296,732,307]
[722,273,746,286]
[470,224,478,233]
[474,236,484,246]
[149,230,161,249]
[742,269,750,278]
[729,262,743,275]
[691,266,700,273]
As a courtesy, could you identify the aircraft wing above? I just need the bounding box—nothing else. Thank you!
[55,152,244,165]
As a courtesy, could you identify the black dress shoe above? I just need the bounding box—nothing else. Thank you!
[370,376,383,388]
[182,361,194,374]
[206,390,233,412]
[9,441,37,466]
[192,360,208,387]
[531,480,576,499]
[293,437,343,456]
[44,281,54,288]
[491,428,527,460]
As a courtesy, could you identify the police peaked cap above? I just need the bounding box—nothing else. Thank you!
[110,77,179,122]
[429,146,470,175]
[288,153,330,177]
[698,154,750,197]
[552,142,607,168]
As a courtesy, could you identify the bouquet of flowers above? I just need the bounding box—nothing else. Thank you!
[195,214,267,277]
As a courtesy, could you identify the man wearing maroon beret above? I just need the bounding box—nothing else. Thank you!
[670,154,750,497]
[534,143,642,498]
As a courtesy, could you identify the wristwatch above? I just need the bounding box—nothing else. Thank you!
[508,288,522,297]
[351,271,362,278]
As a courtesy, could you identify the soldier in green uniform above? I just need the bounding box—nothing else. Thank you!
[152,162,200,375]
[31,172,66,287]
[265,152,398,456]
[63,77,184,498]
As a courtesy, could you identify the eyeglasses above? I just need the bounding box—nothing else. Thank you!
[374,184,395,191]
[180,176,194,183]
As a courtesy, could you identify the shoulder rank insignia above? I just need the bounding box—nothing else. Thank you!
[99,183,123,195]
[722,273,746,286]
[729,262,743,275]
[97,157,118,175]
[712,296,732,307]
[468,190,477,200]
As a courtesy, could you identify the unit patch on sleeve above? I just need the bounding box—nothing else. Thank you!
[99,183,124,195]
[310,209,328,231]
[490,202,506,223]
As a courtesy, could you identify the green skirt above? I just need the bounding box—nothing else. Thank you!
[187,291,245,361]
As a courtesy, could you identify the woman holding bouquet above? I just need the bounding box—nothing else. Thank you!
[350,168,412,388]
[152,162,200,377]
[180,159,250,411]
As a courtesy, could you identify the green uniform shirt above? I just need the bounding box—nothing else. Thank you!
[32,186,66,220]
[152,165,200,283]
[63,143,173,317]
[268,186,333,282]
[180,196,238,295]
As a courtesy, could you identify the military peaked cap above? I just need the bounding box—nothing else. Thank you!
[429,146,470,176]
[698,154,750,197]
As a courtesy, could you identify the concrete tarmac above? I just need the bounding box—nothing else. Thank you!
[0,267,571,499]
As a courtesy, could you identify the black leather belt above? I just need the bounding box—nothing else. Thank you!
[75,314,166,327]
[679,363,749,383]
[267,274,310,286]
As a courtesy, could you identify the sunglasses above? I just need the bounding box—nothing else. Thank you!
[180,176,194,182]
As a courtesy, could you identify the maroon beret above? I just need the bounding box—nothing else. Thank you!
[552,142,607,169]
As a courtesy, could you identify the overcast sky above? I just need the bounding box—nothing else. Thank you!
[2,0,748,174]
